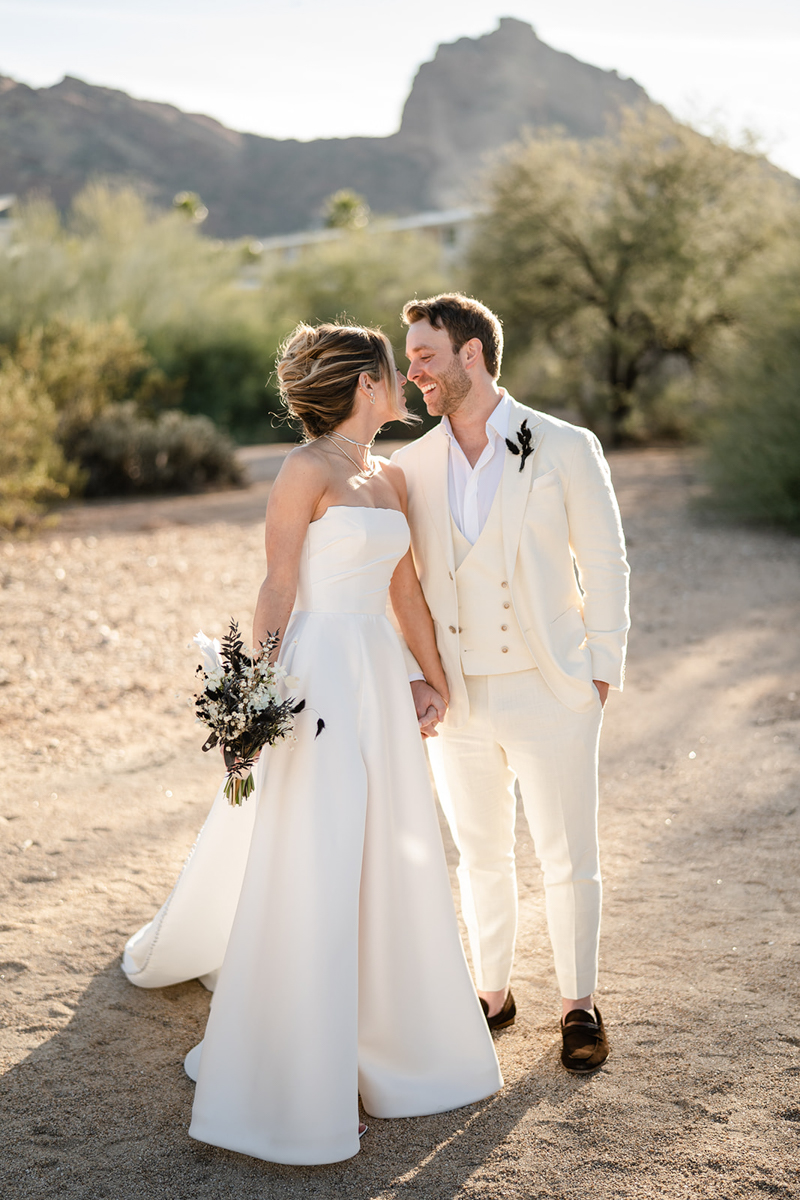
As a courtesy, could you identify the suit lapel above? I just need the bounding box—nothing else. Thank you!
[418,425,455,574]
[502,401,543,583]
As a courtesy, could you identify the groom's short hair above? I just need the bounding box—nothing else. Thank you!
[402,293,503,380]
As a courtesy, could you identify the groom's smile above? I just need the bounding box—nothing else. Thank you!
[405,319,472,416]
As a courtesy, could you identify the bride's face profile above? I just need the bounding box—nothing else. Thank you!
[361,356,409,427]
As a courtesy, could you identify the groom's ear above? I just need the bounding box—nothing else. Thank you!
[462,337,484,371]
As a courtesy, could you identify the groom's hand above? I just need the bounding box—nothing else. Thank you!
[411,680,448,738]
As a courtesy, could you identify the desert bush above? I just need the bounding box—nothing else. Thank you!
[11,315,169,450]
[0,185,460,444]
[0,185,243,336]
[0,357,83,529]
[150,327,282,443]
[702,248,800,531]
[469,108,794,444]
[72,402,243,497]
[0,186,283,441]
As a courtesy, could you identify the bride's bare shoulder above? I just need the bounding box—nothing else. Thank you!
[271,441,331,499]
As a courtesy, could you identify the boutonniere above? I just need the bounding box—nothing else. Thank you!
[505,419,534,472]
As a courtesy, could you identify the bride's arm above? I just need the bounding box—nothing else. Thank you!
[390,550,450,704]
[252,449,327,660]
[385,465,450,708]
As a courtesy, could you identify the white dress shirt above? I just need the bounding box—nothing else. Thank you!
[443,390,511,545]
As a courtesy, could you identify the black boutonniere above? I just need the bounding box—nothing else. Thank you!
[505,419,534,472]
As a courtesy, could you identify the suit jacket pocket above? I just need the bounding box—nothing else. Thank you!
[548,606,590,670]
[531,467,560,491]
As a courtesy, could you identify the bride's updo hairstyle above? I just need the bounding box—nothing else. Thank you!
[277,321,405,440]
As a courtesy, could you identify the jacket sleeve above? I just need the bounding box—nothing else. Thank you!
[563,430,630,690]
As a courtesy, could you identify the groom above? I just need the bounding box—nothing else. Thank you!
[392,294,629,1072]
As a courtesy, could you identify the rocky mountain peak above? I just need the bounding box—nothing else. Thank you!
[0,20,652,236]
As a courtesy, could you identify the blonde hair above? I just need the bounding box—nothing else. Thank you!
[276,321,405,439]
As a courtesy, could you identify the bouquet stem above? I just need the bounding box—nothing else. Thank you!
[224,771,255,807]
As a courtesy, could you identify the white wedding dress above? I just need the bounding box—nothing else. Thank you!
[122,505,502,1165]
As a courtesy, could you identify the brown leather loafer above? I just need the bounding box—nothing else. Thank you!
[480,989,516,1031]
[560,1005,609,1072]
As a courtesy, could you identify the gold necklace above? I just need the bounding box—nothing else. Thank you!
[324,433,376,478]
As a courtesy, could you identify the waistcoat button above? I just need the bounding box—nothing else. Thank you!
[501,624,508,631]
[501,646,509,653]
[501,581,508,588]
[503,601,510,609]
[449,625,457,634]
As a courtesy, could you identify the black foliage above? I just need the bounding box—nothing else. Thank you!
[221,620,250,675]
[507,419,534,472]
[315,718,325,739]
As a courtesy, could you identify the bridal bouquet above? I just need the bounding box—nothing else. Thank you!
[193,621,311,806]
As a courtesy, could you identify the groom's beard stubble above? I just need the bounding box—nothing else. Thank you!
[422,356,472,417]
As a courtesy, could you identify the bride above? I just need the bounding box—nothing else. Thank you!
[122,321,502,1165]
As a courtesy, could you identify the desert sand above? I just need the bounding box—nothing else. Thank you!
[1,446,799,1199]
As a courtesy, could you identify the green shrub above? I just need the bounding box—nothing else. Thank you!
[468,109,793,444]
[0,357,83,529]
[702,251,800,531]
[0,186,280,441]
[72,401,244,496]
[151,329,283,443]
[0,184,459,448]
[12,315,167,450]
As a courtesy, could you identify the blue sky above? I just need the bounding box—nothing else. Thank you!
[1,0,798,175]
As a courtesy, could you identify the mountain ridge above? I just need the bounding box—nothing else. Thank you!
[0,18,651,237]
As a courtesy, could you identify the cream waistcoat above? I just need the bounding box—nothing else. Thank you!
[450,497,536,677]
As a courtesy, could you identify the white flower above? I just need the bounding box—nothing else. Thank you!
[205,666,225,691]
[194,631,223,676]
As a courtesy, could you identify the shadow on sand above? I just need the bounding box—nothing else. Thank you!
[2,958,597,1200]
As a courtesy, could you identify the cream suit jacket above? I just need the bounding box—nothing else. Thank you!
[392,398,630,727]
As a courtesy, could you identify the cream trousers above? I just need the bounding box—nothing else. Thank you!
[427,669,604,999]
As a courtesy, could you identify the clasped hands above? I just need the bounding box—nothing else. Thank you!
[410,680,449,738]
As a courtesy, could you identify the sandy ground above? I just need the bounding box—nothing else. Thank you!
[1,446,799,1200]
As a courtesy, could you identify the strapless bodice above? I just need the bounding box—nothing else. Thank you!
[295,506,410,615]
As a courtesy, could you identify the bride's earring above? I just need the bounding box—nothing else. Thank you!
[368,390,375,404]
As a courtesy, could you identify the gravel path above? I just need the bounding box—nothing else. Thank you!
[1,448,799,1199]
